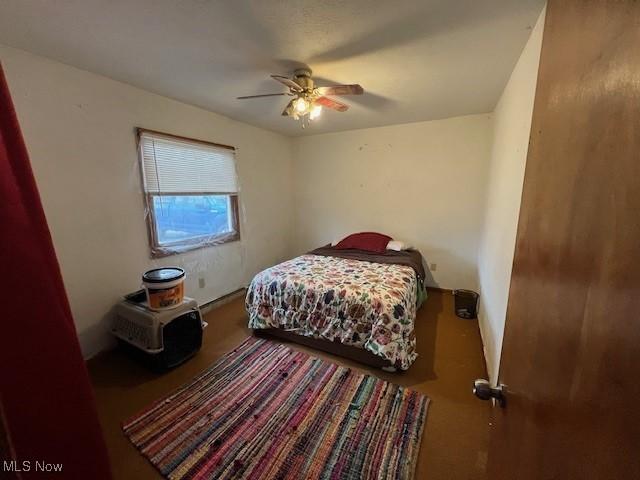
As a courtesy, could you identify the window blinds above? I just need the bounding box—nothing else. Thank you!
[140,131,238,194]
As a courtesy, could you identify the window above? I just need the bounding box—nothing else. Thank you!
[137,128,240,257]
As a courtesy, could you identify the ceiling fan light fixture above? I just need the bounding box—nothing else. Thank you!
[294,97,309,114]
[309,104,322,120]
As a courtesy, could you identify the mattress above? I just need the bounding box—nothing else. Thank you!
[246,253,419,370]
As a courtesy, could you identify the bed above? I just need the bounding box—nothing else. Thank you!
[245,245,426,371]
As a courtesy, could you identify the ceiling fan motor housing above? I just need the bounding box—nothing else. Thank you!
[293,68,314,91]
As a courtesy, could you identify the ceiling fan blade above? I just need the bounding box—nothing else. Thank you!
[316,84,364,96]
[271,75,303,92]
[236,93,289,99]
[315,96,349,112]
[282,99,294,116]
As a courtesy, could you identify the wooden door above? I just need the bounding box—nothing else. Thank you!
[487,1,640,478]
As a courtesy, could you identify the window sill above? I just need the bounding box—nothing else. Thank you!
[150,232,240,258]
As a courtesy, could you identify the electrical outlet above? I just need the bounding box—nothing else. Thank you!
[429,263,437,272]
[198,277,206,288]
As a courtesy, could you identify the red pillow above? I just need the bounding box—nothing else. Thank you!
[334,232,392,254]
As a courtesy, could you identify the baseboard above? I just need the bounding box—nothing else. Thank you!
[475,310,493,383]
[200,288,246,314]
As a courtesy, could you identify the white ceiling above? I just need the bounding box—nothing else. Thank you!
[0,0,545,136]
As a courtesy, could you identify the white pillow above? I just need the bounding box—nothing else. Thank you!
[386,240,412,251]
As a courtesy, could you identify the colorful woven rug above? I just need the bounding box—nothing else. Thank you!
[123,337,429,479]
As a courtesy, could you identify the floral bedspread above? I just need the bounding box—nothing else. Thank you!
[246,254,418,370]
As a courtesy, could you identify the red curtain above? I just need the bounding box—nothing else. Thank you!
[0,64,111,478]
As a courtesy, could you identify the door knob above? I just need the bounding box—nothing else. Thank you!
[473,379,506,407]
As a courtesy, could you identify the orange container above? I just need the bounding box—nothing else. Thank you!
[142,267,185,311]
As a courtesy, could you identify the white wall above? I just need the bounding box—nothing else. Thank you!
[477,8,545,383]
[1,45,294,358]
[292,115,493,290]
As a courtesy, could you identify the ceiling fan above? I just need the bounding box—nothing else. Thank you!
[237,68,363,127]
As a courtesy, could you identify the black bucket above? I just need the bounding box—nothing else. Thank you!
[453,290,479,319]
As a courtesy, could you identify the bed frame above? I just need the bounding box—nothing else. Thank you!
[253,328,397,371]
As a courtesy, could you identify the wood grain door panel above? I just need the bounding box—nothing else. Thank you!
[488,1,640,478]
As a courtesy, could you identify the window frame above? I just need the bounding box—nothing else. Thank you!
[136,128,240,258]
